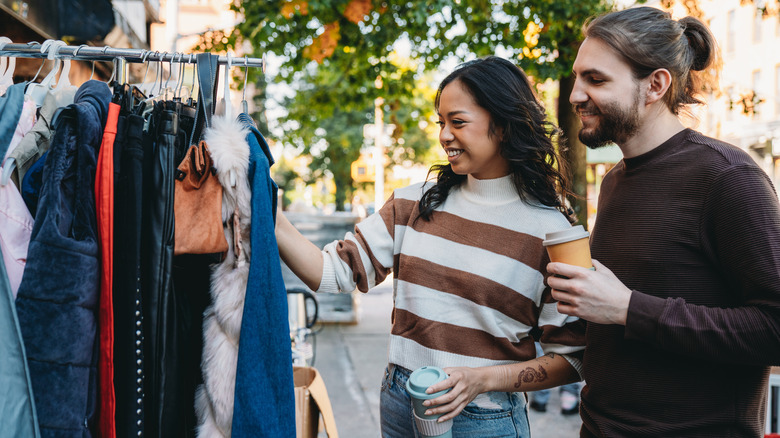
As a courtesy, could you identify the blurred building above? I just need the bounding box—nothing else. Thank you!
[699,0,780,186]
[0,0,250,101]
[652,0,780,186]
[0,0,160,82]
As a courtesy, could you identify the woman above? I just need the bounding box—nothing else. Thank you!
[277,56,585,437]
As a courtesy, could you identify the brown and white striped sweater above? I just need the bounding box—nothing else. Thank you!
[317,175,585,374]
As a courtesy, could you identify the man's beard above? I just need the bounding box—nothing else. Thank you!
[577,92,641,149]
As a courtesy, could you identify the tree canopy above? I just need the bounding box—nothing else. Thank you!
[204,0,617,217]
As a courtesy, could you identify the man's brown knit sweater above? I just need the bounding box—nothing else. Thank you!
[582,129,780,437]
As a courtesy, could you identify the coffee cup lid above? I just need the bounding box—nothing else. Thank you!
[543,225,590,246]
[406,366,449,400]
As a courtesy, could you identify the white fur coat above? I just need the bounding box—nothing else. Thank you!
[194,115,251,438]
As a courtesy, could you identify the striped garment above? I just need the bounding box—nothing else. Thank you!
[318,174,585,375]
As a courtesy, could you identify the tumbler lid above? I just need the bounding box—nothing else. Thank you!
[543,225,590,246]
[406,366,449,400]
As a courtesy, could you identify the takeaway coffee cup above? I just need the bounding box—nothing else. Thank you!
[405,366,453,438]
[543,225,592,269]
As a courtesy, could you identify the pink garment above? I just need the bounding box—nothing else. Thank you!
[0,97,36,297]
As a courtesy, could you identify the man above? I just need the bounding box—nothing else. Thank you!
[547,6,780,437]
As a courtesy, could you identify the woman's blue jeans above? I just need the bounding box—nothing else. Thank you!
[380,364,530,438]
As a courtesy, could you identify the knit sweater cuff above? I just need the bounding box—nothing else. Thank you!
[562,354,584,380]
[624,290,666,341]
[316,253,340,294]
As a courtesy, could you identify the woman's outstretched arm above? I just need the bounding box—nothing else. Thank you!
[275,212,324,291]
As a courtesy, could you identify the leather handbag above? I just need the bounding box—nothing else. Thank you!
[173,140,227,255]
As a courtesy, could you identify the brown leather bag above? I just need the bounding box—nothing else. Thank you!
[173,140,228,255]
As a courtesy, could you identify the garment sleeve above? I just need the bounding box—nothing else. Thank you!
[318,194,397,294]
[625,164,780,365]
[538,250,587,377]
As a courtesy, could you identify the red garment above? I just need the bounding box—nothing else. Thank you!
[96,102,119,438]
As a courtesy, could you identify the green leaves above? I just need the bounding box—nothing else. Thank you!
[211,0,615,209]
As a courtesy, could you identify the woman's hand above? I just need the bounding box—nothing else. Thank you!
[421,366,491,422]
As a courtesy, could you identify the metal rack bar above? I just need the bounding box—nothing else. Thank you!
[0,42,265,71]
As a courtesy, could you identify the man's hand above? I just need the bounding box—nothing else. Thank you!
[547,259,632,326]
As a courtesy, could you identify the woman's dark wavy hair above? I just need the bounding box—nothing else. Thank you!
[417,56,574,222]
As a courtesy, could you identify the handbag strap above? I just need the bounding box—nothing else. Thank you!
[189,53,220,147]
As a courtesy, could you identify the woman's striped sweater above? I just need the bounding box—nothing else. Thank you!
[317,174,585,374]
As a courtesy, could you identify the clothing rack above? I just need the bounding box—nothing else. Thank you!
[0,42,265,70]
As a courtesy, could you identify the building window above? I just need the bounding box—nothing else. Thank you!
[727,9,736,52]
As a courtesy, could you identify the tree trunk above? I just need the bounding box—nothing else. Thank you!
[334,180,347,212]
[558,74,589,229]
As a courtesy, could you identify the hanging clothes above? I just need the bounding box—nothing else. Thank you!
[231,113,295,438]
[15,80,111,438]
[140,96,212,438]
[113,110,146,438]
[0,87,36,297]
[0,83,33,296]
[140,101,177,438]
[167,99,221,438]
[8,92,59,189]
[0,245,40,438]
[194,115,251,437]
[96,101,120,438]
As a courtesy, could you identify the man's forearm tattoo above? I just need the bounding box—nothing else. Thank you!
[513,365,548,389]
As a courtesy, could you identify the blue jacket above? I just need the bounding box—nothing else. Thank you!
[232,113,295,437]
[15,80,110,438]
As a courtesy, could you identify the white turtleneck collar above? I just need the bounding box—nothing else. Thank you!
[460,174,520,205]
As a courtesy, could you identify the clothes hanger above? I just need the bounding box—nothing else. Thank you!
[71,44,95,80]
[150,52,166,97]
[173,53,184,102]
[241,55,249,115]
[26,39,67,107]
[185,54,197,106]
[139,50,153,95]
[105,47,117,85]
[27,42,46,84]
[140,51,178,111]
[162,52,175,100]
[157,52,169,96]
[51,44,78,108]
[143,50,160,98]
[221,52,233,120]
[53,52,72,92]
[220,52,237,188]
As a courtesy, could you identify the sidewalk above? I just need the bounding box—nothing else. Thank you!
[311,277,584,437]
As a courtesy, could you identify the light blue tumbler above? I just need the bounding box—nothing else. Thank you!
[405,366,453,438]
